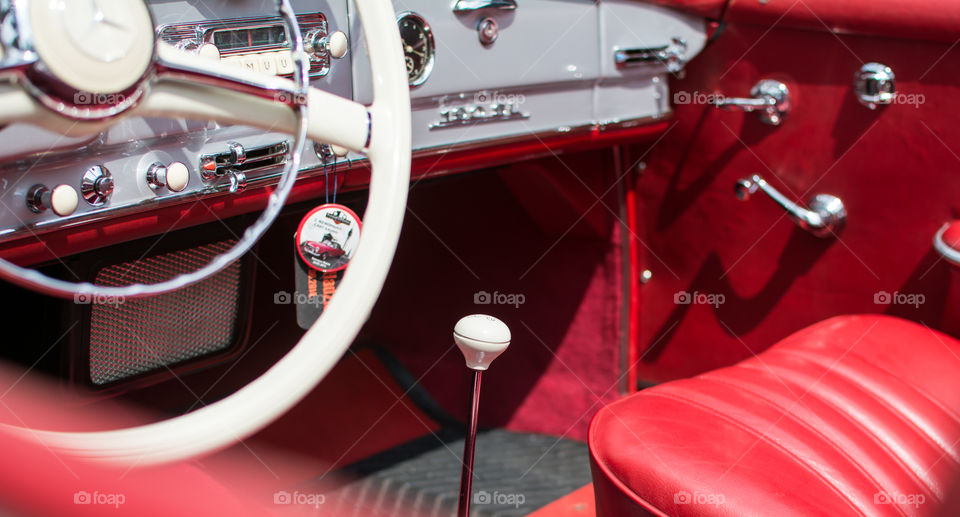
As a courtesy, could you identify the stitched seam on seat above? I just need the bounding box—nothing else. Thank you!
[780,346,960,426]
[845,347,960,425]
[730,363,942,503]
[774,348,960,467]
[800,344,960,426]
[648,389,881,517]
[703,373,907,499]
[784,348,960,464]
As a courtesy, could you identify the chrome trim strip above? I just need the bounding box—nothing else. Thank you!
[428,104,529,130]
[452,0,517,12]
[613,38,687,73]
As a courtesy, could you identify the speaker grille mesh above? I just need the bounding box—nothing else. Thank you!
[89,240,242,386]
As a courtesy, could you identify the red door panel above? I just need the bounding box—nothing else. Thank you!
[633,23,960,382]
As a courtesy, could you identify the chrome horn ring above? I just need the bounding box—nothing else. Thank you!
[0,0,309,299]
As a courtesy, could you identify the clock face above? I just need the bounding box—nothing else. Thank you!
[397,13,434,87]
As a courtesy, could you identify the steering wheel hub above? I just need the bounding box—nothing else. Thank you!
[29,0,154,95]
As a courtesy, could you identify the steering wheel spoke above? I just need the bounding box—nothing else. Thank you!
[0,0,411,467]
[151,43,371,153]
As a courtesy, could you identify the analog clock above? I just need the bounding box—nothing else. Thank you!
[397,12,435,87]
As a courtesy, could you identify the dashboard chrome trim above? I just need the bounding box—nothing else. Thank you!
[428,101,529,130]
[0,113,669,246]
[452,0,517,12]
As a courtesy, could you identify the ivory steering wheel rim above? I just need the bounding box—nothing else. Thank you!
[0,0,412,465]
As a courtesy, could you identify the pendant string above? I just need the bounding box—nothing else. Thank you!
[323,158,330,205]
[332,159,339,204]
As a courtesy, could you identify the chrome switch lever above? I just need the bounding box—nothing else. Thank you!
[713,79,790,126]
[735,174,846,238]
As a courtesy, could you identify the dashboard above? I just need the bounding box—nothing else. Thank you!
[0,0,706,255]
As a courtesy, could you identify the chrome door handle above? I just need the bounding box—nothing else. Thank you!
[714,79,790,126]
[735,174,846,238]
[453,0,517,12]
[614,38,688,73]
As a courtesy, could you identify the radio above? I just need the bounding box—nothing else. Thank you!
[157,12,347,78]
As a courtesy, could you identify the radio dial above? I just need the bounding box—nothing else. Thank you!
[306,30,348,60]
[326,31,348,59]
[197,43,221,61]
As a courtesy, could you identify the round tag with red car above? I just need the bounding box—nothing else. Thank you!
[295,204,362,272]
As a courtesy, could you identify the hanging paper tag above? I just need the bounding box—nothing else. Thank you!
[295,204,362,272]
[291,203,360,329]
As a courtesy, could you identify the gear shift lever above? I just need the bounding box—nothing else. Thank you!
[453,315,511,517]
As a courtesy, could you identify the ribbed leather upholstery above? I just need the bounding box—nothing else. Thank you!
[589,315,960,516]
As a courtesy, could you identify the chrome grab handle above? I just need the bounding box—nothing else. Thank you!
[934,223,960,267]
[714,79,791,126]
[735,174,846,238]
[452,0,517,12]
[614,38,687,73]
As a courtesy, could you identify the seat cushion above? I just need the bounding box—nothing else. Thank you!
[589,315,960,516]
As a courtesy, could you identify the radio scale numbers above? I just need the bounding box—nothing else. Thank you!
[157,12,336,78]
[397,12,435,87]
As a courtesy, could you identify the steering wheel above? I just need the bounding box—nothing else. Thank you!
[0,0,411,464]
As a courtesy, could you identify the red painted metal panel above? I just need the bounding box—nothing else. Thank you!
[631,23,960,381]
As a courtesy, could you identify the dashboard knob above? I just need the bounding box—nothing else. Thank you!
[326,31,348,59]
[197,43,221,61]
[80,165,113,206]
[93,176,114,197]
[147,162,190,192]
[50,185,79,216]
[166,162,190,192]
[307,30,349,60]
[28,184,78,216]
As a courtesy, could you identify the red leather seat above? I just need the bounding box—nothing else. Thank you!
[589,315,960,516]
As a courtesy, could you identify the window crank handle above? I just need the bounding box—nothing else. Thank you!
[735,174,846,238]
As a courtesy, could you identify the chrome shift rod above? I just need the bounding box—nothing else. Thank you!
[453,315,511,517]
